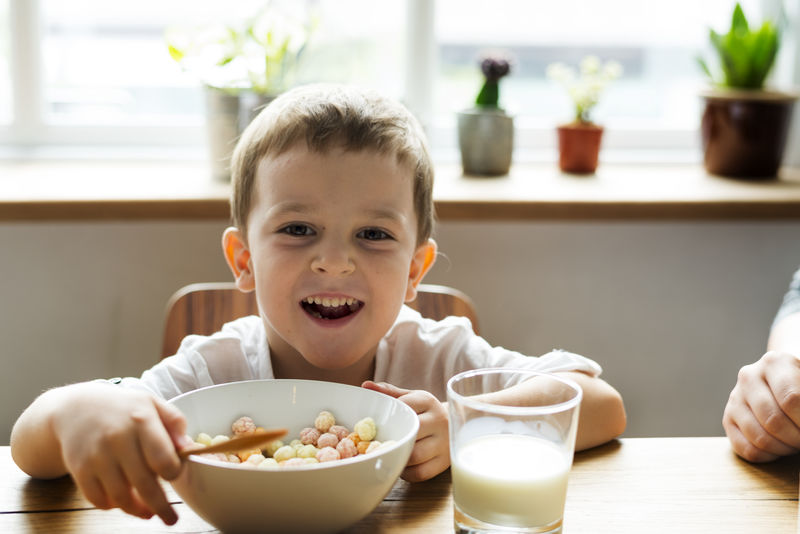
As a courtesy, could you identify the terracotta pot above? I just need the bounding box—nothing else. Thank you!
[457,108,514,176]
[701,89,797,179]
[557,123,604,174]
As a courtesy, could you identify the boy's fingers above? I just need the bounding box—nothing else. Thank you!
[405,434,439,466]
[74,472,112,510]
[153,398,188,450]
[401,454,448,482]
[362,380,410,399]
[136,401,186,480]
[98,462,154,520]
[120,450,177,524]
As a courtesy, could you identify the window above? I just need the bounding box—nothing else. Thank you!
[0,0,10,124]
[1,0,797,162]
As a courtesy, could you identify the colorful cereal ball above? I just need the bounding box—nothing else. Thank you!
[195,432,213,446]
[317,432,339,449]
[237,448,263,462]
[356,440,371,455]
[245,453,266,465]
[355,417,377,441]
[263,440,284,457]
[282,458,307,468]
[346,432,361,446]
[231,416,257,435]
[273,445,297,463]
[336,437,358,459]
[300,427,321,446]
[210,435,230,446]
[329,425,350,441]
[297,444,319,459]
[316,446,341,463]
[315,410,336,433]
[257,458,279,469]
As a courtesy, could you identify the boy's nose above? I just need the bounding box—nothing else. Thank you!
[310,248,355,276]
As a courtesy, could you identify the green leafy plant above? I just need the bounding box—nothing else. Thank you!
[546,56,623,124]
[166,6,315,95]
[474,53,512,109]
[697,2,781,89]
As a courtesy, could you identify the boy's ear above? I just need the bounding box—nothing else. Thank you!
[405,238,437,302]
[222,227,255,292]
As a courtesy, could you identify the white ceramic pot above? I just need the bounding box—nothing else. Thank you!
[205,88,276,182]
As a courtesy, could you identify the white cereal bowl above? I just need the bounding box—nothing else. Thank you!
[168,379,419,534]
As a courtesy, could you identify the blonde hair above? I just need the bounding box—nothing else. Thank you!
[230,83,435,245]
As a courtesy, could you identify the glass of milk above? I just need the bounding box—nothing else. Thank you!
[447,368,582,534]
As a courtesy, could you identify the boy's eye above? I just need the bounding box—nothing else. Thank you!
[280,224,314,236]
[357,228,392,241]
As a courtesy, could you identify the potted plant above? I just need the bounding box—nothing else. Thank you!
[697,2,796,179]
[457,52,514,176]
[546,56,622,175]
[167,7,313,181]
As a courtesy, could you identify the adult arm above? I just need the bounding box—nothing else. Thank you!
[723,268,800,462]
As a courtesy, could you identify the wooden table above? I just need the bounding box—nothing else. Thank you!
[2,438,798,533]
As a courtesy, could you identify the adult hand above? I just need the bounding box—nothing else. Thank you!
[723,351,800,462]
[361,380,450,482]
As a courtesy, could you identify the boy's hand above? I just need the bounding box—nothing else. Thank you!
[361,380,449,482]
[52,383,192,524]
[723,351,800,462]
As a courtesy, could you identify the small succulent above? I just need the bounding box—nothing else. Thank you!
[546,55,623,124]
[697,2,781,89]
[475,53,512,109]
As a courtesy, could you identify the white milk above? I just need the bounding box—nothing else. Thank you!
[452,433,570,528]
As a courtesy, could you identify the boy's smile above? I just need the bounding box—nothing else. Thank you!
[224,142,435,385]
[301,294,364,322]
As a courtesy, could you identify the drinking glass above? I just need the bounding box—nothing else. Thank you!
[447,368,582,533]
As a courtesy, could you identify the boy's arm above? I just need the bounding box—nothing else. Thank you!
[553,371,627,451]
[11,381,190,524]
[474,371,626,451]
[11,384,73,478]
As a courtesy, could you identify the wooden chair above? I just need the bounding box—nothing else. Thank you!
[161,282,479,359]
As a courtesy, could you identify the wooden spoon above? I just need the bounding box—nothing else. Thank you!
[179,428,288,459]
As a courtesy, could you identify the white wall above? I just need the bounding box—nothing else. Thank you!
[2,219,799,444]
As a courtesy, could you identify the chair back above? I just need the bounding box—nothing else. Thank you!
[161,282,479,358]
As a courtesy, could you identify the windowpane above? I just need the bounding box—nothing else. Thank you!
[0,0,10,124]
[39,0,404,127]
[434,0,766,133]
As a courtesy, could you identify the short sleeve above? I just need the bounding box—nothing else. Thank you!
[773,267,800,329]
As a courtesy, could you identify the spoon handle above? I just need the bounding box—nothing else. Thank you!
[179,428,288,459]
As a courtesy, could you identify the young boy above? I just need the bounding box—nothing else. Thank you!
[11,84,626,525]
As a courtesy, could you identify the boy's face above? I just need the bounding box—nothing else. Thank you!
[224,143,435,376]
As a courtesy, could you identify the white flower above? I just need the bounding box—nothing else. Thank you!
[580,55,601,75]
[546,55,623,123]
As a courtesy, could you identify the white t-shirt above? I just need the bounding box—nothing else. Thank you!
[120,306,601,401]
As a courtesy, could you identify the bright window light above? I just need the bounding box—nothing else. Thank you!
[0,0,10,124]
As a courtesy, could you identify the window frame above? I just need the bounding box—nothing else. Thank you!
[1,0,798,165]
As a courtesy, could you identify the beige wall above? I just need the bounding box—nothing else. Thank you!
[2,219,799,444]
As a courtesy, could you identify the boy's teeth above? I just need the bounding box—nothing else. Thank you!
[306,296,355,307]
